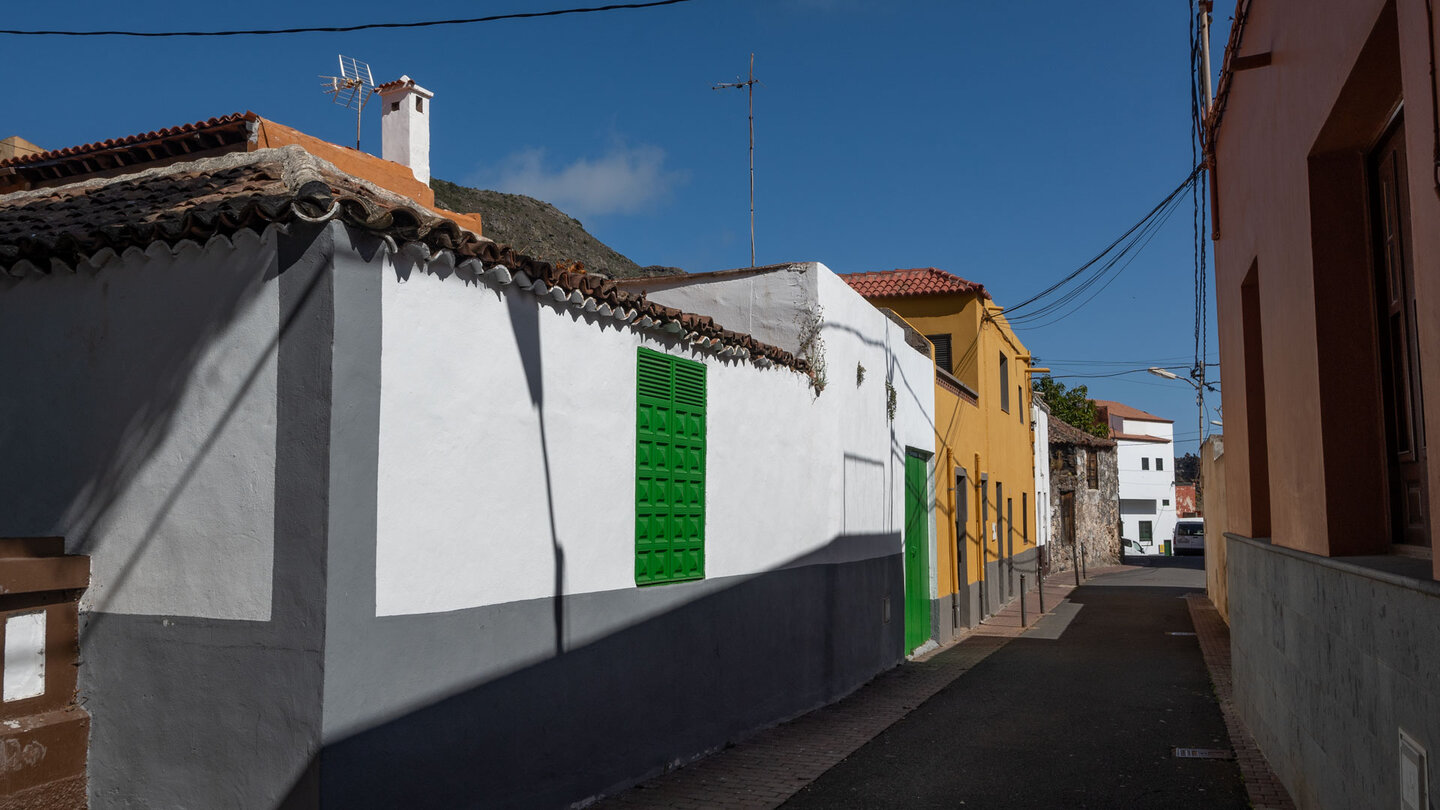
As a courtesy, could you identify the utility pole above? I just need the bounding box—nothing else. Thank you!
[714,54,760,267]
[1199,1,1215,111]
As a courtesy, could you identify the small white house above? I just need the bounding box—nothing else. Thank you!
[0,139,935,808]
[1096,400,1177,555]
[1031,396,1052,558]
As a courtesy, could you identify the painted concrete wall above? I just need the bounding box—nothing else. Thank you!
[862,291,1038,628]
[620,265,817,355]
[1229,537,1440,809]
[0,234,280,620]
[1212,0,1440,578]
[0,224,336,809]
[1115,418,1176,554]
[317,254,933,807]
[1201,436,1228,622]
[1032,400,1051,551]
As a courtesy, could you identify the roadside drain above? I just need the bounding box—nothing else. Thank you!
[1173,747,1235,760]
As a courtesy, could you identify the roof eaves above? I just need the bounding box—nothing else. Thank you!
[0,146,809,376]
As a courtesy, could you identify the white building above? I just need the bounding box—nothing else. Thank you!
[0,134,936,807]
[1095,400,1177,556]
[1032,395,1052,559]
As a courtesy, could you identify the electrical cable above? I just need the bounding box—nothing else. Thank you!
[0,0,696,37]
[1000,165,1200,321]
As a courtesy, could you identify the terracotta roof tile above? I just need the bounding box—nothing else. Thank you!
[1093,399,1173,424]
[0,146,807,375]
[0,113,254,169]
[842,267,990,299]
[1048,417,1116,448]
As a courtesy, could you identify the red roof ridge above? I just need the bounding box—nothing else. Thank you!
[0,113,255,169]
[1093,399,1173,424]
[842,267,991,300]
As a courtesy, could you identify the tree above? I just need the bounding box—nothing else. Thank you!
[1031,375,1108,438]
[1174,452,1201,484]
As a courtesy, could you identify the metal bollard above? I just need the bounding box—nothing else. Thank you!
[1081,547,1087,580]
[1073,542,1081,587]
[1020,574,1027,627]
[1038,572,1046,614]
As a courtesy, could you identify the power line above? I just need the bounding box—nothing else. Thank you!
[1000,165,1201,321]
[0,0,696,37]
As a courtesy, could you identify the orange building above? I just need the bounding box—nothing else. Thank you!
[1208,0,1440,805]
[845,268,1039,638]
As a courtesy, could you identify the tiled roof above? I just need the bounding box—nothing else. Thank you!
[0,113,253,170]
[1093,399,1173,424]
[1048,417,1115,448]
[842,267,990,299]
[0,146,807,374]
[1112,431,1171,444]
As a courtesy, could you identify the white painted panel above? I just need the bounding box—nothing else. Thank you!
[374,259,936,615]
[0,235,279,620]
[4,612,46,702]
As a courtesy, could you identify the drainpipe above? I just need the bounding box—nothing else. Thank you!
[979,468,989,619]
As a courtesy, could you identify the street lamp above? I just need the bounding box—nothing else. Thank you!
[1148,367,1211,451]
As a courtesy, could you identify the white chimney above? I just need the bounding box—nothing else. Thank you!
[378,76,433,185]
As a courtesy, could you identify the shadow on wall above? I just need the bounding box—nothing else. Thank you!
[293,532,904,810]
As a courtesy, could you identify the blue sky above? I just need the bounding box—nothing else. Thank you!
[2,0,1224,453]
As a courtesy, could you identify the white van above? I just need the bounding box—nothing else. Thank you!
[1173,518,1205,555]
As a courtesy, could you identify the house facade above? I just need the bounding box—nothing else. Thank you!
[1046,417,1120,572]
[0,108,936,808]
[620,263,942,654]
[1208,0,1440,806]
[1032,395,1053,565]
[1096,400,1177,555]
[842,268,1039,639]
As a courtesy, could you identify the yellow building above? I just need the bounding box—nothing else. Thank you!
[845,268,1038,640]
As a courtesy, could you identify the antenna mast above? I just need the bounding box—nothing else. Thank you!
[714,53,760,267]
[319,55,376,150]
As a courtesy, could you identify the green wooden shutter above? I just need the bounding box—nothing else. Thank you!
[636,348,706,585]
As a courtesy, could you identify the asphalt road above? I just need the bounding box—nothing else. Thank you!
[782,557,1247,809]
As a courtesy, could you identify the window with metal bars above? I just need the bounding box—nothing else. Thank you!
[1087,450,1099,489]
[635,348,707,585]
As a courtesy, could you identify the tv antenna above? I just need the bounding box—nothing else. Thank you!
[319,55,375,150]
[714,53,761,267]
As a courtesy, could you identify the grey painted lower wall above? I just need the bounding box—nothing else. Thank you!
[317,551,903,809]
[941,547,1040,637]
[1228,536,1440,810]
[78,223,336,810]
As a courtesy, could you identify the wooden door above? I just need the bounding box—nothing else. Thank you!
[1370,116,1430,549]
[903,453,932,654]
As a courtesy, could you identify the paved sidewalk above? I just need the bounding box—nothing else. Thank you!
[1186,593,1297,810]
[597,566,1116,809]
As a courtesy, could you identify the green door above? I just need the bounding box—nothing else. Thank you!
[903,452,931,654]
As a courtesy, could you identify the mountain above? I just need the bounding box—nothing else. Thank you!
[431,179,682,279]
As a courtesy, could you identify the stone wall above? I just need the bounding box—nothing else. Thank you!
[1047,444,1120,573]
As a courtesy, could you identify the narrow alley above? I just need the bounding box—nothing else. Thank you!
[607,559,1284,810]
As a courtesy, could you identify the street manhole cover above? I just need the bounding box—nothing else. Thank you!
[1174,747,1234,759]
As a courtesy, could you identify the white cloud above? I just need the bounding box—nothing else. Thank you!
[482,142,688,217]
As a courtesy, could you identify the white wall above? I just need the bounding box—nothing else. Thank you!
[627,266,816,355]
[0,233,280,620]
[1115,417,1176,554]
[1032,403,1051,548]
[373,259,935,616]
